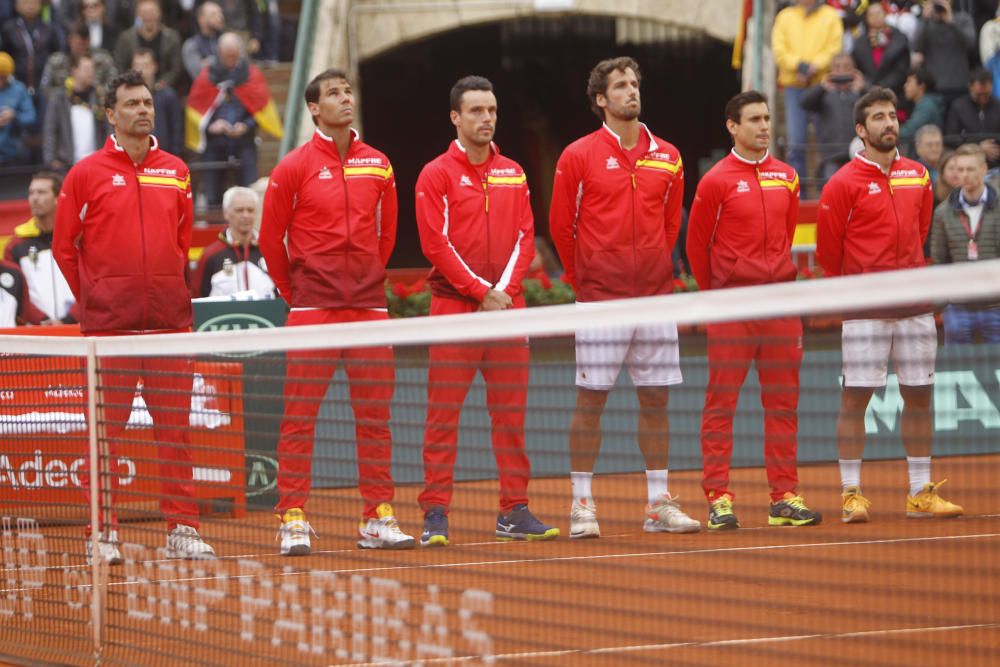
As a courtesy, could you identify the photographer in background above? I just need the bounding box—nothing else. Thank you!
[913,0,977,107]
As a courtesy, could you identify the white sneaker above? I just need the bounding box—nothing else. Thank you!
[85,529,122,565]
[569,498,601,539]
[277,508,314,556]
[357,503,415,550]
[644,494,701,533]
[166,525,216,559]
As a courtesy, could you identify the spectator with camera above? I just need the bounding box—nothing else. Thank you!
[41,21,117,100]
[800,52,868,187]
[913,0,977,106]
[945,68,1000,168]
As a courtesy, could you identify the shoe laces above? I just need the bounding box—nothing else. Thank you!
[711,497,734,515]
[779,495,808,510]
[844,491,871,510]
[276,519,316,542]
[170,525,205,548]
[923,479,948,495]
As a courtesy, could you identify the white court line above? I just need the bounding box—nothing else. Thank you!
[4,530,991,594]
[341,622,1000,665]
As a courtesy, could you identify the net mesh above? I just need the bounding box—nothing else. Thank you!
[1,261,999,666]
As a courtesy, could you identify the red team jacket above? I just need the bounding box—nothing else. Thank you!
[549,124,684,302]
[53,135,194,333]
[415,140,534,302]
[817,152,933,277]
[687,150,800,290]
[259,129,397,309]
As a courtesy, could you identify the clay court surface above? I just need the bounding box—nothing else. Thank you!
[2,454,998,666]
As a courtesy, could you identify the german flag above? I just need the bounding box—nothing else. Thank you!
[184,64,283,153]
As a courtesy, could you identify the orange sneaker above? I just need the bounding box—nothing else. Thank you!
[841,487,871,524]
[906,480,963,518]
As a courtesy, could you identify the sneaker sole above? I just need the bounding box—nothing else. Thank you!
[841,511,870,523]
[906,510,963,519]
[707,521,740,530]
[768,516,822,527]
[358,538,416,550]
[644,519,701,534]
[496,528,560,542]
[420,535,449,547]
[281,544,311,556]
[87,556,123,566]
[569,529,600,539]
[166,550,216,560]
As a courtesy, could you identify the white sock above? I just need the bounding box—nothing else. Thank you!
[839,459,862,492]
[646,469,668,503]
[907,456,931,496]
[570,472,593,502]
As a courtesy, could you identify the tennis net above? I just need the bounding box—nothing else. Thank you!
[1,260,999,666]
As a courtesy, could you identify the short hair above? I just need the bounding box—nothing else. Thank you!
[954,142,987,165]
[69,21,90,40]
[196,1,220,18]
[725,90,768,124]
[104,69,151,109]
[217,31,245,55]
[907,66,936,92]
[69,51,94,70]
[914,123,942,145]
[135,0,159,10]
[970,67,992,85]
[586,56,640,119]
[853,86,897,126]
[449,75,493,113]
[304,68,350,107]
[30,171,62,196]
[132,46,157,65]
[222,186,258,211]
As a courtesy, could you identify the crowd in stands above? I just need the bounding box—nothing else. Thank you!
[774,0,1000,198]
[0,0,282,203]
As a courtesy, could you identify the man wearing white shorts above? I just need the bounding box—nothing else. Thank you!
[818,87,962,523]
[550,57,699,538]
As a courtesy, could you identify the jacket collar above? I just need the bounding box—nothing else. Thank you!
[222,227,258,247]
[108,133,159,154]
[949,184,998,211]
[448,138,499,167]
[601,122,658,153]
[313,127,359,160]
[853,148,901,174]
[729,148,771,167]
[14,217,42,238]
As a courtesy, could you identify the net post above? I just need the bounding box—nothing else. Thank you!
[85,338,103,656]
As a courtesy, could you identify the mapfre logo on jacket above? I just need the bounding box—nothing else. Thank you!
[52,135,194,333]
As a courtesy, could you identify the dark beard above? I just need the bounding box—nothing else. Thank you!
[867,132,897,152]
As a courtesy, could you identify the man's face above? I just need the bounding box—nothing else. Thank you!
[955,154,987,193]
[68,33,90,56]
[830,55,853,76]
[136,1,161,31]
[858,100,899,152]
[728,101,771,153]
[903,74,920,101]
[131,53,157,85]
[915,131,943,165]
[219,42,241,70]
[107,84,155,137]
[200,2,224,32]
[308,77,353,129]
[224,192,257,237]
[451,89,497,148]
[81,0,105,22]
[72,58,95,90]
[970,80,993,107]
[16,0,41,20]
[27,178,56,219]
[597,68,640,123]
[866,3,887,30]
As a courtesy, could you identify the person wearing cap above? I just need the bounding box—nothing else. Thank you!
[0,51,36,164]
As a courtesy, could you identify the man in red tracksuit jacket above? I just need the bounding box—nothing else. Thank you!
[687,90,821,531]
[415,75,558,546]
[259,68,414,555]
[817,86,962,523]
[550,57,700,539]
[53,70,215,564]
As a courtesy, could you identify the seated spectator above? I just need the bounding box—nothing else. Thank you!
[3,172,77,324]
[0,258,29,327]
[1,0,64,98]
[114,0,182,90]
[0,51,36,164]
[899,67,944,152]
[935,149,961,204]
[182,1,223,81]
[929,143,1000,344]
[41,21,117,100]
[185,32,282,206]
[852,1,910,96]
[945,68,1000,168]
[190,185,275,298]
[914,123,944,182]
[913,0,976,105]
[800,52,867,186]
[43,53,107,171]
[79,0,119,51]
[132,47,181,155]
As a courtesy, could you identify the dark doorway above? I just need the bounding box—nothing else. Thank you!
[360,16,740,268]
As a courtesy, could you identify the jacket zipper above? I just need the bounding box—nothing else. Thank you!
[629,160,638,295]
[482,173,492,284]
[134,163,149,330]
[885,171,902,266]
[755,166,769,280]
[341,149,351,306]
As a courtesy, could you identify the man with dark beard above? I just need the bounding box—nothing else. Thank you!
[817,86,962,524]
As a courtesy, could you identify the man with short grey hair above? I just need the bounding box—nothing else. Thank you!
[190,185,275,298]
[914,123,944,181]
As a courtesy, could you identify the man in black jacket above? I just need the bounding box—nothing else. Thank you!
[132,47,181,155]
[945,68,1000,168]
[800,53,867,188]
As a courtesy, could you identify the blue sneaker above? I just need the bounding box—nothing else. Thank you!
[496,504,560,541]
[421,507,449,547]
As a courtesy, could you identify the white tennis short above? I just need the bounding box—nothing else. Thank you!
[841,314,937,387]
[575,320,683,390]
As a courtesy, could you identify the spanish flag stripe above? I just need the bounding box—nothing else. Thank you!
[890,175,930,187]
[635,159,681,174]
[344,166,392,178]
[759,179,796,191]
[137,176,188,190]
[487,175,527,185]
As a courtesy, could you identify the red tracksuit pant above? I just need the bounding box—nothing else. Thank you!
[418,295,531,514]
[701,317,802,502]
[275,308,394,519]
[79,353,199,531]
